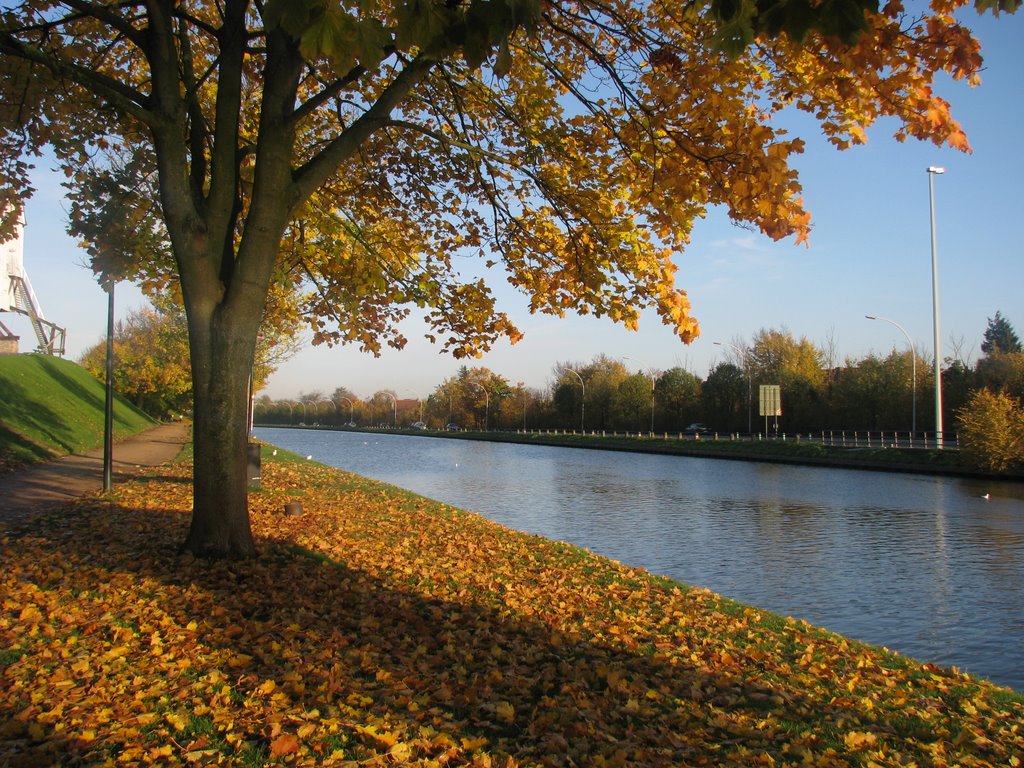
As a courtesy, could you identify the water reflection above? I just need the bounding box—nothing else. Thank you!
[255,427,1024,690]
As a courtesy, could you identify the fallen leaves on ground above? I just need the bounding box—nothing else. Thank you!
[1,453,1022,766]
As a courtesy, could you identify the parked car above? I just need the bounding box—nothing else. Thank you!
[683,422,710,434]
[445,423,460,431]
[411,421,427,430]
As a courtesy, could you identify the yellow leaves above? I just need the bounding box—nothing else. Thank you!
[844,730,879,750]
[17,604,44,624]
[2,459,1023,767]
[495,700,516,724]
[269,732,300,757]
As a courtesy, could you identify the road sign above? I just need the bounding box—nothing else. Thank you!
[759,384,781,417]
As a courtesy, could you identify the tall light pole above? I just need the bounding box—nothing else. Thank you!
[623,357,658,433]
[714,341,751,435]
[566,368,585,432]
[866,315,916,436]
[378,391,397,427]
[927,166,945,448]
[338,396,354,424]
[103,279,115,492]
[468,381,490,430]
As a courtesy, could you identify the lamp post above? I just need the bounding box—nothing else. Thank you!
[338,396,354,425]
[866,315,916,437]
[714,341,752,435]
[318,399,337,426]
[566,368,585,432]
[927,166,945,448]
[378,391,397,427]
[623,357,657,433]
[468,381,490,430]
[103,279,115,492]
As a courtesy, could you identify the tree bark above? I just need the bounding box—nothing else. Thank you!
[180,306,258,559]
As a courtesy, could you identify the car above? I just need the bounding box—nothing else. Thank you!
[683,422,710,434]
[411,421,427,430]
[445,423,460,431]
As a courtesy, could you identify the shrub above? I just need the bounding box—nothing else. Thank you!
[956,389,1024,473]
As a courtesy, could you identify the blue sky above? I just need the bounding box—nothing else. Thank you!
[5,9,1021,401]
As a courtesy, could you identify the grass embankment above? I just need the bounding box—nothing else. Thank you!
[2,448,1021,767]
[0,354,155,472]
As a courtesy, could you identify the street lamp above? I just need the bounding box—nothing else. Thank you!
[566,368,585,432]
[927,166,945,448]
[714,341,752,435]
[338,396,354,425]
[103,279,115,492]
[318,399,337,426]
[624,357,657,433]
[377,391,397,427]
[468,381,490,430]
[866,315,916,437]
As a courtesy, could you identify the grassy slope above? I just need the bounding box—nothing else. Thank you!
[1,448,1020,766]
[0,354,155,471]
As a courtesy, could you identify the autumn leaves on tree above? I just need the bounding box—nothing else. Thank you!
[0,0,1008,556]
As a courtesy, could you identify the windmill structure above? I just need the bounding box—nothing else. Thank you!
[0,213,66,355]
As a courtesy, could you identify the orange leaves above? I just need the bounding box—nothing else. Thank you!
[2,453,1024,766]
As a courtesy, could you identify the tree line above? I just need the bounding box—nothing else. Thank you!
[250,314,1024,443]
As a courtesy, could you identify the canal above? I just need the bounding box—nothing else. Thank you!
[254,427,1024,691]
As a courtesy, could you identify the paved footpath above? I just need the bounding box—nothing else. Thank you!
[0,420,191,524]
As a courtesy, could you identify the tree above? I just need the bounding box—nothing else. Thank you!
[654,367,703,432]
[0,1,996,557]
[80,295,297,419]
[975,352,1024,401]
[615,373,652,431]
[957,389,1024,472]
[829,351,923,431]
[981,311,1022,356]
[80,302,192,419]
[747,328,827,431]
[702,363,747,433]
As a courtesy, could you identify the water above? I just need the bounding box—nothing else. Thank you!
[255,427,1024,691]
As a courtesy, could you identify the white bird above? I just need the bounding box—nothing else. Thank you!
[272,449,277,456]
[982,493,990,500]
[306,454,313,460]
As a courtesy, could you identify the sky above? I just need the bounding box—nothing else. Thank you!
[3,9,1021,402]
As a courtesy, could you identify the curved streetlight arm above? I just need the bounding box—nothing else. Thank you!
[338,397,354,424]
[623,356,659,433]
[565,368,585,432]
[865,315,917,436]
[376,391,397,427]
[468,381,490,430]
[713,341,752,435]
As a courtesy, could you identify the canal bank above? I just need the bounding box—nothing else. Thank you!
[255,426,1024,691]
[261,423,1024,482]
[3,448,1022,765]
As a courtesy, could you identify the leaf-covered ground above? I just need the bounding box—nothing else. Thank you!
[2,451,1022,767]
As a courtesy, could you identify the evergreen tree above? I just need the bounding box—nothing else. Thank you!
[981,311,1022,356]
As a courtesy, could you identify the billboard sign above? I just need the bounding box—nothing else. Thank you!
[759,384,781,417]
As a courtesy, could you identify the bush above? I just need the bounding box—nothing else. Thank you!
[956,389,1024,473]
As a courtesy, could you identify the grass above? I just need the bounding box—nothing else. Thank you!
[1,446,1021,766]
[0,354,155,471]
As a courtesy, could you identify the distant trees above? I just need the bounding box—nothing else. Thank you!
[701,363,747,433]
[253,313,1023,464]
[981,311,1022,356]
[655,368,703,432]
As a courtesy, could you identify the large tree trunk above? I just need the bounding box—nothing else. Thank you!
[180,306,259,559]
